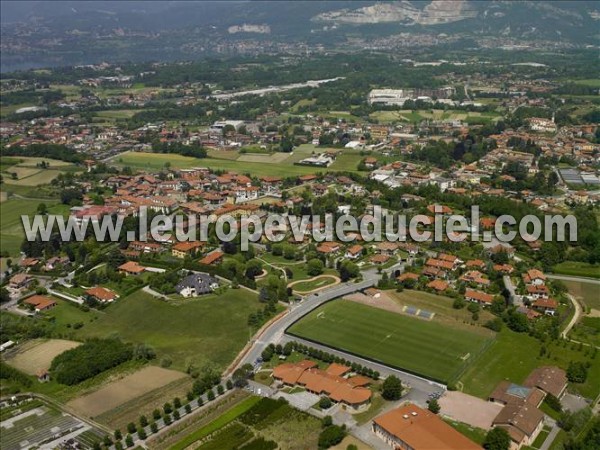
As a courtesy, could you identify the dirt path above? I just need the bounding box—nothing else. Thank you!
[562,293,582,339]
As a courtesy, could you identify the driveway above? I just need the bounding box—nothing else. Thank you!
[275,391,320,411]
[561,393,589,412]
[439,391,503,430]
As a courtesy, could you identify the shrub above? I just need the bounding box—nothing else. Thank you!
[318,425,346,449]
[319,397,333,410]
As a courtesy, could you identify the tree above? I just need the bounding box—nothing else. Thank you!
[36,203,48,215]
[566,361,588,383]
[163,402,173,414]
[483,427,511,450]
[382,375,403,400]
[139,415,148,427]
[339,261,359,281]
[152,409,161,420]
[0,288,10,304]
[138,427,147,440]
[428,399,441,414]
[226,379,234,390]
[318,425,346,449]
[173,397,182,408]
[207,389,215,401]
[150,422,158,433]
[114,429,122,441]
[307,258,325,276]
[127,422,136,434]
[125,435,134,448]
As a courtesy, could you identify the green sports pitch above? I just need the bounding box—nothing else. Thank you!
[287,300,495,383]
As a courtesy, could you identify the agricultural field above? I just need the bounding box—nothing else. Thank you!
[4,339,81,375]
[49,288,264,371]
[552,261,600,279]
[1,156,82,186]
[287,300,494,383]
[66,365,187,420]
[459,327,600,400]
[563,279,600,310]
[170,396,322,450]
[0,401,102,450]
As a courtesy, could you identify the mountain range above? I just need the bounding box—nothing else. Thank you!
[1,1,599,71]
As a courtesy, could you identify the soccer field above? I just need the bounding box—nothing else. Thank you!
[287,300,495,383]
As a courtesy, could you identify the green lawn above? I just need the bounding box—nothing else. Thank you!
[289,275,338,293]
[48,288,264,371]
[552,262,600,279]
[459,327,600,399]
[443,419,487,445]
[287,300,494,383]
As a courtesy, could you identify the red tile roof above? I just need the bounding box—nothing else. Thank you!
[373,404,481,450]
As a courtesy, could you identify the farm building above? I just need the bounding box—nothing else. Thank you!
[372,403,481,450]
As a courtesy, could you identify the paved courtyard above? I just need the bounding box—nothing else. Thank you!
[439,391,503,430]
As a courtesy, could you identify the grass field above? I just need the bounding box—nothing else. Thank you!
[287,300,494,383]
[0,198,64,255]
[385,289,496,326]
[49,288,263,371]
[459,327,600,399]
[288,275,338,293]
[111,144,366,177]
[66,366,187,419]
[552,262,600,279]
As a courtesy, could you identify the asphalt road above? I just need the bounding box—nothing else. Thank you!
[237,278,379,370]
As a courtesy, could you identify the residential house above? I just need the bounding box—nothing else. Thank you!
[199,250,224,266]
[85,286,119,303]
[175,272,219,297]
[532,298,558,316]
[172,241,204,258]
[465,289,494,306]
[118,261,146,276]
[23,295,57,312]
[345,245,363,260]
[9,273,32,289]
